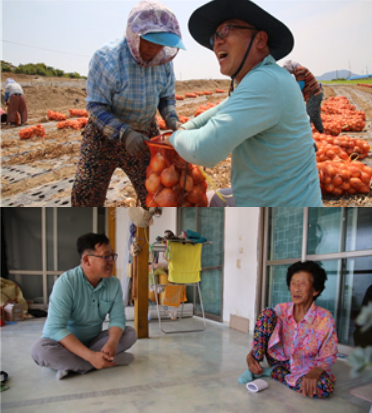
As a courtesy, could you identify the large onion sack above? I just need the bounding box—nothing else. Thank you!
[19,124,46,139]
[145,135,208,207]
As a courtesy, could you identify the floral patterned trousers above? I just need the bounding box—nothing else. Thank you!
[252,308,334,398]
[71,119,159,207]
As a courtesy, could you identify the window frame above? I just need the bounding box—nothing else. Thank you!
[260,207,372,347]
[6,207,107,309]
[177,207,225,322]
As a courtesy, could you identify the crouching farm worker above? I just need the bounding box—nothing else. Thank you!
[4,78,28,125]
[71,0,185,207]
[241,261,338,398]
[31,233,137,380]
[164,0,323,207]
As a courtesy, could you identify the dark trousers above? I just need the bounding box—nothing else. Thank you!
[7,94,27,124]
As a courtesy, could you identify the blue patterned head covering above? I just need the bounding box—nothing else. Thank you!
[126,0,183,67]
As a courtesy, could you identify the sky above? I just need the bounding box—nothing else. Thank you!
[2,0,372,81]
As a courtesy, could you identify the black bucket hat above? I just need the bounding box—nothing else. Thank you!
[188,0,294,61]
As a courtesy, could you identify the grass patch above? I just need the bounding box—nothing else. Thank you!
[321,79,372,85]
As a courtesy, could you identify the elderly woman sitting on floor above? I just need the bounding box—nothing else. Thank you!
[240,261,338,398]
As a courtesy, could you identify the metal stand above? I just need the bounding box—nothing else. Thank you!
[150,240,211,334]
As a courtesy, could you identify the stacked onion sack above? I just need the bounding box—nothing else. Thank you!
[156,115,189,130]
[317,160,372,196]
[194,102,220,117]
[314,133,370,163]
[314,132,372,196]
[145,136,208,207]
[316,96,366,135]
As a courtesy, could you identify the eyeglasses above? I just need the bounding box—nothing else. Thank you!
[210,25,257,47]
[87,254,118,262]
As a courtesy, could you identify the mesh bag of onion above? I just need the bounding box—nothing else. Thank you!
[145,134,208,207]
[317,160,372,196]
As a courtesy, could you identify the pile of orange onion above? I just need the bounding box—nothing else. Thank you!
[317,160,372,196]
[313,132,370,162]
[317,96,366,135]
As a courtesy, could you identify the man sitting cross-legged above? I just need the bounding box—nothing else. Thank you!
[31,232,136,380]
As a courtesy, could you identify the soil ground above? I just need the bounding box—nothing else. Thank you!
[1,73,372,207]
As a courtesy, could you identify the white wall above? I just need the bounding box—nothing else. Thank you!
[223,208,261,332]
[115,208,131,281]
[115,207,178,280]
[149,208,177,243]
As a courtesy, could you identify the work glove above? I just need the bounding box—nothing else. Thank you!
[121,128,150,156]
[165,118,182,131]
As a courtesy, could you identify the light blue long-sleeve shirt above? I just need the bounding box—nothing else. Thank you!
[42,266,125,345]
[170,55,323,207]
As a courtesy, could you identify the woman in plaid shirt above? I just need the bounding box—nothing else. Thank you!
[283,60,324,134]
[71,0,185,206]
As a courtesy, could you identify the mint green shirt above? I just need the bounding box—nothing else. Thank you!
[43,266,125,345]
[170,55,323,207]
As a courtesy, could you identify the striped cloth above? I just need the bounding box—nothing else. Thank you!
[293,66,322,101]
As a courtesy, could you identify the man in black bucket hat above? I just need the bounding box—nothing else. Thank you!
[165,0,323,207]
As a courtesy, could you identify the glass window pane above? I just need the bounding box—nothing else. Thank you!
[198,208,224,267]
[307,208,343,255]
[2,208,42,271]
[339,256,372,346]
[314,259,339,319]
[267,265,291,307]
[97,207,106,234]
[268,208,303,260]
[57,208,94,271]
[197,269,222,316]
[47,275,58,302]
[179,207,196,232]
[8,274,43,304]
[345,208,372,252]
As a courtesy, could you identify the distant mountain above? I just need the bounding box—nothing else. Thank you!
[316,70,360,81]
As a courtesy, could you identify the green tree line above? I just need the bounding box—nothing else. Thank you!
[1,61,86,79]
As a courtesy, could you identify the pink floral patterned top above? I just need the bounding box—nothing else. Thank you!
[268,301,338,386]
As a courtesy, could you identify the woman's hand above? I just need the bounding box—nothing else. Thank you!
[300,367,323,397]
[165,118,182,131]
[121,129,150,156]
[247,350,263,375]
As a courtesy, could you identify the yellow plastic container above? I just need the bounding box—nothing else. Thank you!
[158,274,168,285]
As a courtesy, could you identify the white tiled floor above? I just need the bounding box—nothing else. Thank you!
[1,317,371,413]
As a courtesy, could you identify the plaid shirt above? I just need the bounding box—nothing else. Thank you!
[86,37,176,141]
